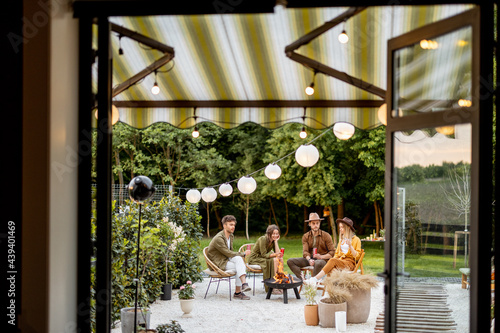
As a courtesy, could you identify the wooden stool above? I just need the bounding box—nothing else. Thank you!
[459,268,470,289]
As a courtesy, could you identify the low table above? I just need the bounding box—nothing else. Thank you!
[263,278,302,304]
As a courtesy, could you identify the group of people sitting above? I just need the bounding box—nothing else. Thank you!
[205,212,362,300]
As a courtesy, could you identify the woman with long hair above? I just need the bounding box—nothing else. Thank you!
[305,217,362,285]
[247,224,283,293]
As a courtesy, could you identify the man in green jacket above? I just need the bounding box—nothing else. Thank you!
[287,212,335,279]
[207,215,252,300]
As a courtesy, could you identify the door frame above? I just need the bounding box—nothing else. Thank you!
[384,7,491,332]
[73,2,496,332]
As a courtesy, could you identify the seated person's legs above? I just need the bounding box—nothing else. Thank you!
[313,259,327,276]
[226,256,247,288]
[287,257,309,278]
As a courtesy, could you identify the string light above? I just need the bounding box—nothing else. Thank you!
[192,107,199,138]
[338,20,349,44]
[338,30,349,43]
[305,71,317,96]
[118,35,124,55]
[333,122,355,140]
[300,127,307,139]
[151,70,160,95]
[300,107,307,138]
[192,126,200,138]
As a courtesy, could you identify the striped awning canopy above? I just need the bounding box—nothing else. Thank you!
[100,4,473,130]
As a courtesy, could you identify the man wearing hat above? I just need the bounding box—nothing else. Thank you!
[287,212,335,279]
[305,216,362,285]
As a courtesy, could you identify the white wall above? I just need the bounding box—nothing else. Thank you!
[49,0,79,332]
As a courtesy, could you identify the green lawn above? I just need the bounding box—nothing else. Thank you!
[197,234,460,278]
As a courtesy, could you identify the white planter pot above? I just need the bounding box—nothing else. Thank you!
[180,299,195,318]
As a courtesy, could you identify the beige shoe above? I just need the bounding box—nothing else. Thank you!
[241,283,251,292]
[233,292,250,300]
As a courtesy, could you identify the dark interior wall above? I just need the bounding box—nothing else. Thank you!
[2,1,25,332]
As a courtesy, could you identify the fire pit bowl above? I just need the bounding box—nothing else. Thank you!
[263,277,303,304]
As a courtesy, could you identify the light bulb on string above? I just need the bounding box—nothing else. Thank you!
[305,83,315,96]
[305,71,317,96]
[338,30,349,43]
[192,126,199,138]
[299,126,307,139]
[151,70,160,95]
[118,35,124,55]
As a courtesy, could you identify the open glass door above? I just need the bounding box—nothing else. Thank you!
[384,7,480,332]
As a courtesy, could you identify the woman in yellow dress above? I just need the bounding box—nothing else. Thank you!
[305,217,362,285]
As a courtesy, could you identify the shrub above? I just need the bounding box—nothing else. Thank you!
[91,194,203,325]
[156,320,185,333]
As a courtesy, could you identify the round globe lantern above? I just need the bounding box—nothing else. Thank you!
[295,145,319,167]
[237,176,257,194]
[333,122,356,140]
[201,187,217,202]
[377,103,387,125]
[219,183,233,197]
[128,176,155,204]
[264,163,282,180]
[186,189,201,203]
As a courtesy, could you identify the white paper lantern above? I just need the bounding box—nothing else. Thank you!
[201,187,217,202]
[186,189,201,203]
[377,103,387,125]
[295,145,319,167]
[333,122,355,140]
[219,183,233,197]
[237,176,257,194]
[264,163,282,180]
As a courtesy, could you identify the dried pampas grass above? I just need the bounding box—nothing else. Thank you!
[322,284,352,304]
[323,270,379,291]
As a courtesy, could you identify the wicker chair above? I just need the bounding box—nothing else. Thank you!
[202,247,237,300]
[238,243,263,295]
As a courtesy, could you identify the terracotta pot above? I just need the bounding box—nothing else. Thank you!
[180,298,195,318]
[346,288,371,323]
[303,304,319,326]
[318,299,347,328]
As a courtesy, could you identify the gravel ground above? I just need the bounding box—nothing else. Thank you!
[111,276,470,333]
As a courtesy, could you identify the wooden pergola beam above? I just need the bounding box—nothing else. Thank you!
[113,99,385,108]
[112,53,174,97]
[286,52,387,99]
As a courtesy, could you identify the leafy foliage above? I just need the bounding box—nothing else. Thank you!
[156,320,185,333]
[178,280,195,299]
[104,195,202,325]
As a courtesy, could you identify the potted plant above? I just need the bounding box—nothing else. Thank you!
[159,217,185,300]
[318,283,352,328]
[156,320,185,333]
[178,280,196,318]
[322,270,379,323]
[120,307,151,333]
[302,277,319,326]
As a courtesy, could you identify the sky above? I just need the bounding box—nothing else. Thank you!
[393,123,472,168]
